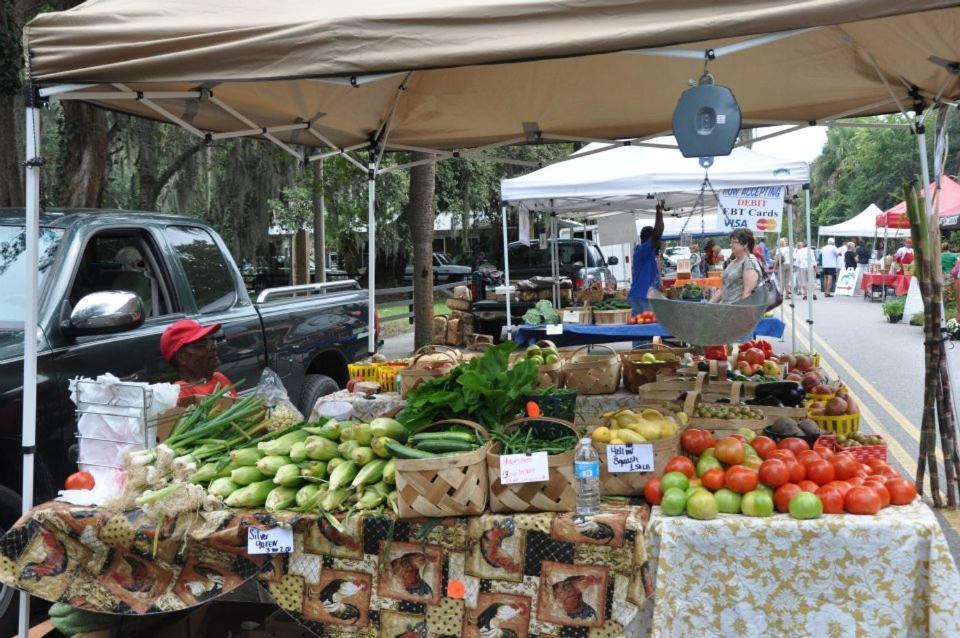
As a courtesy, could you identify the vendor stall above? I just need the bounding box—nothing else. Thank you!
[514,317,786,347]
[861,273,912,299]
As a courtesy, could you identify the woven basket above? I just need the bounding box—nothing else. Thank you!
[395,419,490,519]
[487,416,578,513]
[682,391,766,437]
[397,346,460,398]
[562,345,621,395]
[595,416,681,496]
[562,307,592,324]
[621,346,682,393]
[593,309,631,324]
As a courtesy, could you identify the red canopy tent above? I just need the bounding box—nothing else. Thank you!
[884,175,960,229]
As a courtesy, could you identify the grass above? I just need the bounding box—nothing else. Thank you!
[379,300,451,319]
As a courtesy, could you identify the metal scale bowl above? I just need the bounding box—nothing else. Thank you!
[648,285,774,345]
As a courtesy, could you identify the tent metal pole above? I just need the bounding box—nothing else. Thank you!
[804,183,815,348]
[19,94,41,638]
[786,194,796,352]
[502,205,513,340]
[367,163,377,354]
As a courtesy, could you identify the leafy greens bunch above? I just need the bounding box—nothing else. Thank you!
[396,341,538,432]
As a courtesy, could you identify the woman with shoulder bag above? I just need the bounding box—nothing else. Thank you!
[710,229,766,304]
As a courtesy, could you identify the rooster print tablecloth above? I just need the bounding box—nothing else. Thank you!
[643,501,960,638]
[0,502,653,637]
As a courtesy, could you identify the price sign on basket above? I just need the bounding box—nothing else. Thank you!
[500,452,550,484]
[247,526,293,554]
[606,444,655,473]
[546,324,564,335]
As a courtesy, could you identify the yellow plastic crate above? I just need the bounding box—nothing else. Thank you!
[377,364,406,393]
[808,412,860,437]
[348,363,380,382]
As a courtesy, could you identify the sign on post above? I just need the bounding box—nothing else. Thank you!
[717,186,784,233]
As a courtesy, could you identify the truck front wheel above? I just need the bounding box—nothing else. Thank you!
[299,374,340,417]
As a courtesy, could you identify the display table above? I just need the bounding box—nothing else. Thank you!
[860,273,911,297]
[515,317,785,347]
[643,501,960,637]
[317,389,644,428]
[0,501,652,637]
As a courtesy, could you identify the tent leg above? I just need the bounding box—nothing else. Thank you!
[786,195,796,352]
[502,205,512,340]
[19,95,41,638]
[804,184,815,349]
[367,163,376,354]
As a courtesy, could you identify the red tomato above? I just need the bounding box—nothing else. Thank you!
[784,458,806,483]
[844,485,881,515]
[779,437,810,455]
[812,444,834,460]
[796,450,822,467]
[865,458,887,470]
[65,471,95,491]
[826,480,853,497]
[664,456,696,479]
[831,453,860,481]
[816,486,845,514]
[866,482,891,508]
[743,348,766,366]
[750,436,777,460]
[758,459,790,488]
[701,467,725,492]
[773,483,802,513]
[715,437,746,466]
[848,477,865,486]
[880,467,902,481]
[806,459,835,486]
[868,462,893,476]
[681,428,716,456]
[770,449,797,463]
[798,480,820,493]
[885,478,918,505]
[724,465,759,494]
[742,455,763,471]
[729,434,747,444]
[643,477,663,505]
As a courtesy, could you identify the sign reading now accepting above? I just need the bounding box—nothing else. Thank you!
[718,186,784,233]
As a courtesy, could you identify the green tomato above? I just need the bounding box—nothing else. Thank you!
[754,483,774,499]
[696,455,723,478]
[788,492,823,520]
[685,485,709,500]
[700,447,716,459]
[686,490,719,520]
[660,488,688,516]
[740,490,775,517]
[714,488,742,514]
[660,471,690,493]
[737,428,757,443]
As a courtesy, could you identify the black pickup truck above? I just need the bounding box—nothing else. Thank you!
[0,208,377,512]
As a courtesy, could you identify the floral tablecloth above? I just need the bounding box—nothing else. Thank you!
[315,389,644,429]
[643,501,960,637]
[0,501,653,637]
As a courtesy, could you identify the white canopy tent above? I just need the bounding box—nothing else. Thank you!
[818,203,909,239]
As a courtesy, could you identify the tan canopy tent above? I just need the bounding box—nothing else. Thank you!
[13,6,960,631]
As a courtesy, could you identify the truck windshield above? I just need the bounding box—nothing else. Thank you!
[0,226,63,325]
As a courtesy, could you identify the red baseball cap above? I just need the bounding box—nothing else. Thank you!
[160,319,221,362]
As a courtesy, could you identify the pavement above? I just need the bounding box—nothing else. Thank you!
[778,290,960,558]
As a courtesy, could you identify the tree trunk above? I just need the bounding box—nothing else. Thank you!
[313,158,327,283]
[0,92,23,206]
[407,152,437,349]
[57,101,108,208]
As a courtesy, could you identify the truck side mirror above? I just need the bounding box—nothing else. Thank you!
[65,291,145,336]
[607,256,619,266]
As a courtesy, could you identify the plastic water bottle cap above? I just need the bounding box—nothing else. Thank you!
[580,437,591,445]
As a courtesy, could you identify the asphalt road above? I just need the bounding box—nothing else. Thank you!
[778,291,960,557]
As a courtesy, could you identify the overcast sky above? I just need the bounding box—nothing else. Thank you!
[751,125,828,164]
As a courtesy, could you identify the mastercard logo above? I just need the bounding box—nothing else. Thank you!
[755,218,777,231]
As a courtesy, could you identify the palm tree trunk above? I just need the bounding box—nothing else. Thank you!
[407,152,436,349]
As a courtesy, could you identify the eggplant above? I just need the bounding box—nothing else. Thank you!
[747,395,784,407]
[754,382,805,408]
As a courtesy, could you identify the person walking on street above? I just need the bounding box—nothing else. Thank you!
[794,241,817,300]
[844,242,858,270]
[855,238,871,274]
[820,237,840,297]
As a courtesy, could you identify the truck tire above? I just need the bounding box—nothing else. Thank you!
[475,320,505,343]
[299,374,340,416]
[0,486,21,637]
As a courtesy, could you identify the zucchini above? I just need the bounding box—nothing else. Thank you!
[414,439,478,453]
[383,439,437,459]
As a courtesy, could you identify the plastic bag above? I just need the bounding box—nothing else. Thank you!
[254,368,304,429]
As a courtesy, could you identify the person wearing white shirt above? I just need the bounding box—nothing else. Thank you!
[773,238,793,297]
[794,241,818,300]
[820,238,840,297]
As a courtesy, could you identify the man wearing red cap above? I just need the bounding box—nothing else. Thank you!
[160,320,238,399]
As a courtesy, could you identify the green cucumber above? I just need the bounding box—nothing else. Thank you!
[409,431,478,443]
[414,439,478,453]
[383,439,437,459]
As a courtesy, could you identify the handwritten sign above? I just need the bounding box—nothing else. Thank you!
[499,452,549,485]
[606,444,655,473]
[247,526,293,555]
[546,323,564,335]
[562,310,580,323]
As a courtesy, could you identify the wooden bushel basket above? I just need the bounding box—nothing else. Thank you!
[395,419,490,519]
[594,410,682,495]
[562,345,621,395]
[682,391,766,437]
[397,345,460,398]
[621,345,682,393]
[486,416,578,514]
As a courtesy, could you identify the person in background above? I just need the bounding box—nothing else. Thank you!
[836,240,848,270]
[757,237,771,267]
[628,203,665,316]
[710,229,764,303]
[703,240,718,271]
[844,241,858,270]
[773,238,793,297]
[689,242,702,277]
[941,242,957,276]
[894,238,914,274]
[794,240,817,300]
[819,237,840,297]
[752,241,767,268]
[855,238,871,274]
[160,319,238,400]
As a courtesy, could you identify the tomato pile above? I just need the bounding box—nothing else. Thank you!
[628,310,657,325]
[644,428,918,520]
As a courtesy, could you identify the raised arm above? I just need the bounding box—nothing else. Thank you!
[652,203,665,250]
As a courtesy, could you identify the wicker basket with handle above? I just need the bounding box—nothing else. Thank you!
[395,419,490,519]
[486,416,579,513]
[682,391,767,437]
[621,345,683,393]
[594,408,681,495]
[397,345,461,398]
[562,344,621,395]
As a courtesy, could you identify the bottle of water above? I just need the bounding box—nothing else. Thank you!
[574,437,601,517]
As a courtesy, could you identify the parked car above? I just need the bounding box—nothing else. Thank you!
[404,252,472,284]
[663,246,691,267]
[471,238,618,339]
[0,208,377,516]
